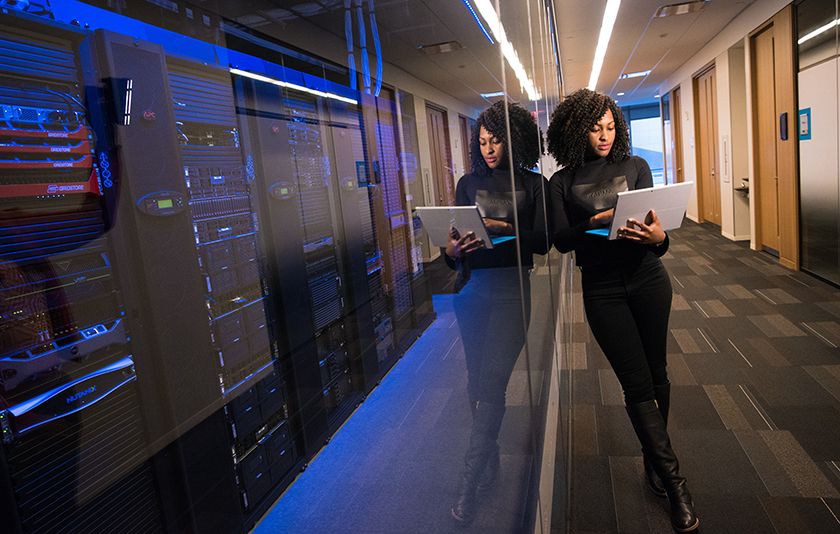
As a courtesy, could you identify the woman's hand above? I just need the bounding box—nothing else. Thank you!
[617,209,666,245]
[445,226,485,259]
[482,218,513,236]
[589,208,614,230]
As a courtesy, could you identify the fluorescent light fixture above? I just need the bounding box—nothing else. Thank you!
[461,0,495,44]
[617,92,625,96]
[799,18,840,45]
[230,68,359,105]
[655,94,660,98]
[588,0,621,90]
[473,0,541,101]
[480,91,506,98]
[619,69,652,79]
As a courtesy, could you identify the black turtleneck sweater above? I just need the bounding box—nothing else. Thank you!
[446,167,549,269]
[549,155,669,267]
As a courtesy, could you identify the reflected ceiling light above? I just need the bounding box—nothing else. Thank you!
[799,18,840,45]
[655,0,709,18]
[230,68,358,105]
[588,0,621,90]
[461,0,495,44]
[480,91,506,98]
[619,69,652,79]
[473,0,542,101]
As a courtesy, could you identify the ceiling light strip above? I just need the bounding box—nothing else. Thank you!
[588,0,621,90]
[798,18,840,45]
[461,0,495,44]
[474,0,541,101]
[230,68,359,105]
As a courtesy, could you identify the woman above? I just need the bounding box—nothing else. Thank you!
[546,89,698,533]
[445,101,548,524]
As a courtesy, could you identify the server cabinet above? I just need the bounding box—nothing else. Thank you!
[94,30,244,534]
[235,73,382,455]
[165,57,298,525]
[0,15,164,534]
[358,92,423,368]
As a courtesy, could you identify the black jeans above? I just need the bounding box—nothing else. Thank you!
[454,267,531,407]
[581,253,672,405]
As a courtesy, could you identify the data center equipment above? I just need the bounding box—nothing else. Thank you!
[0,19,164,534]
[0,5,436,534]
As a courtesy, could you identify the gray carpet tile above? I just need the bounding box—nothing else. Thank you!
[566,220,840,534]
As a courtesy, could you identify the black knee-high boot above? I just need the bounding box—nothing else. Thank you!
[626,400,698,533]
[467,390,500,492]
[452,402,506,523]
[644,382,671,497]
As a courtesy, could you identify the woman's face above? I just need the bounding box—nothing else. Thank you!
[587,108,615,158]
[479,126,505,169]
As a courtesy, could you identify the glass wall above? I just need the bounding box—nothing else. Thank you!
[797,0,840,285]
[0,2,570,534]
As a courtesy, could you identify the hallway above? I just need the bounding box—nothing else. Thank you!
[249,219,840,534]
[567,220,840,533]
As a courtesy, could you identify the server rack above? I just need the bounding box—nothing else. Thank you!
[235,73,374,457]
[0,15,164,534]
[0,7,437,533]
[165,56,297,521]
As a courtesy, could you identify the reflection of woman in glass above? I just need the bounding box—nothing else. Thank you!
[547,89,698,532]
[445,101,547,524]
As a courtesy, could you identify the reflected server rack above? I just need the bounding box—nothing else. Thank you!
[0,6,436,534]
[0,19,163,534]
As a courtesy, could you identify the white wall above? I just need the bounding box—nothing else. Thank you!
[659,0,792,242]
[728,44,751,239]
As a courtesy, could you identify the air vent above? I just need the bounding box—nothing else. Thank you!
[418,41,464,55]
[655,1,709,17]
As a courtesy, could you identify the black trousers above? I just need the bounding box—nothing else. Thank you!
[581,253,672,405]
[454,267,531,407]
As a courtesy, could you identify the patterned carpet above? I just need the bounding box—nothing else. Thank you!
[564,219,840,534]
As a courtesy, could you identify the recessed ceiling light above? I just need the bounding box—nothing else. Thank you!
[588,0,621,90]
[473,0,541,100]
[619,70,652,79]
[655,1,709,18]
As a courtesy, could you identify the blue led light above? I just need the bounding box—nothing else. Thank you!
[461,0,495,44]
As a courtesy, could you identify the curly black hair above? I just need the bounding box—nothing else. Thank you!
[545,88,631,170]
[469,101,542,176]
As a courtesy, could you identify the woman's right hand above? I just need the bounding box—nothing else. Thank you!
[589,208,614,230]
[445,226,485,259]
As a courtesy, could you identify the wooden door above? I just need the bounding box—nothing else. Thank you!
[694,66,722,225]
[752,23,782,252]
[673,87,684,184]
[661,92,673,184]
[459,115,473,175]
[426,104,454,206]
[749,6,798,267]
